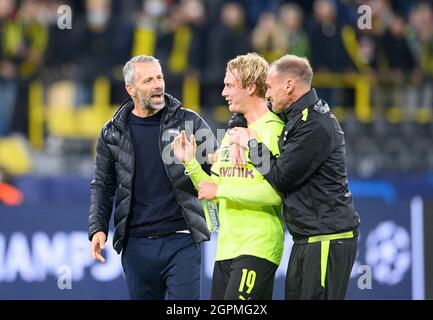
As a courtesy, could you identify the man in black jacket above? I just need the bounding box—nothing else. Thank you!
[88,55,216,299]
[229,54,360,300]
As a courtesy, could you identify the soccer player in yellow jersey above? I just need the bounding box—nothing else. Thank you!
[172,53,284,300]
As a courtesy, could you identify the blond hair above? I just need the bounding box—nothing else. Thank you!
[227,53,269,98]
[270,54,313,87]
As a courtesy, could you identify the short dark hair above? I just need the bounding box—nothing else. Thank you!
[270,55,313,87]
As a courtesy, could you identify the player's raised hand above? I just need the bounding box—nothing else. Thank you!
[171,130,197,163]
[229,127,257,148]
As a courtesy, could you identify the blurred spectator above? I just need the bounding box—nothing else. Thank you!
[251,3,310,64]
[156,0,207,99]
[14,0,48,78]
[74,0,133,106]
[309,0,355,108]
[278,3,311,58]
[41,0,77,82]
[251,12,286,63]
[0,0,19,136]
[120,0,172,105]
[238,0,281,28]
[309,0,354,72]
[368,0,394,35]
[1,0,48,136]
[0,0,432,175]
[382,15,416,74]
[375,14,418,114]
[131,0,167,54]
[407,2,433,111]
[202,1,252,107]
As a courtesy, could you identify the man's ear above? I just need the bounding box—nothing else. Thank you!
[286,79,295,95]
[125,84,136,97]
[247,83,257,96]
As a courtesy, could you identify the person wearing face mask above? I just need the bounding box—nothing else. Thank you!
[143,0,167,19]
[88,55,217,300]
[229,54,360,300]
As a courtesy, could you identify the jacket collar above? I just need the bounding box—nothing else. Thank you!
[112,93,182,130]
[280,88,318,123]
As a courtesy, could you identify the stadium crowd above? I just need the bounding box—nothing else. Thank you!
[1,0,433,175]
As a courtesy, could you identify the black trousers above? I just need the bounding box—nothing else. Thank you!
[285,237,358,300]
[121,233,201,300]
[211,255,278,300]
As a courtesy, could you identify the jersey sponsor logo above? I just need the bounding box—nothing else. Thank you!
[219,166,255,178]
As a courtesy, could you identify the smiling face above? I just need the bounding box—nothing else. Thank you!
[221,68,251,114]
[128,61,165,111]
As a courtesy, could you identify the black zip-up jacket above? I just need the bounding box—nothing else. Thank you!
[247,89,360,240]
[88,94,217,253]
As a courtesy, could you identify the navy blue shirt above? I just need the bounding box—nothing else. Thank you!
[127,109,187,237]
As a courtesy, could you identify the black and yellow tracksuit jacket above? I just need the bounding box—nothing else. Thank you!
[233,89,360,243]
